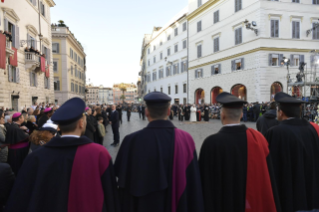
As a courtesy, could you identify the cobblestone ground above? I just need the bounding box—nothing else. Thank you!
[103,112,257,160]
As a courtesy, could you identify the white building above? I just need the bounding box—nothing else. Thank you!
[188,0,319,103]
[98,86,112,104]
[142,7,189,105]
[0,0,55,110]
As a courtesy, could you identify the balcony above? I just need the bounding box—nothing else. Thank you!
[5,39,14,57]
[25,52,40,71]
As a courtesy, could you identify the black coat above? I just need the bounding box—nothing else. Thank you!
[26,121,38,135]
[110,111,119,129]
[256,110,279,136]
[101,111,108,127]
[84,115,95,141]
[0,162,15,210]
[38,114,49,128]
[127,107,132,116]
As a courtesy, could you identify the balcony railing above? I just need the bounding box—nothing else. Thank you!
[25,52,40,71]
[5,39,14,57]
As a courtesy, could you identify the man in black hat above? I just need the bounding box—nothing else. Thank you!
[199,92,280,212]
[110,105,120,146]
[114,91,204,212]
[256,101,278,136]
[265,92,319,212]
[5,98,120,212]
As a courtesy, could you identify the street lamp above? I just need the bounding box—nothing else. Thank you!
[281,57,291,93]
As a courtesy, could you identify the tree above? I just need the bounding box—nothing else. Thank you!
[57,20,67,27]
[119,83,127,103]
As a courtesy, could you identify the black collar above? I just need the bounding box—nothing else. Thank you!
[280,118,309,126]
[219,124,247,133]
[45,136,93,148]
[146,120,175,129]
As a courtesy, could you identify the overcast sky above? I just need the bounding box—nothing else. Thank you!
[51,0,187,87]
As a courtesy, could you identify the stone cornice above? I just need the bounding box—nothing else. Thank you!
[187,0,222,21]
[44,0,56,7]
[2,7,20,23]
[26,24,39,37]
[52,28,85,56]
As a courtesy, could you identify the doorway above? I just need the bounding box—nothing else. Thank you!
[11,95,19,111]
[174,99,179,105]
[32,96,38,105]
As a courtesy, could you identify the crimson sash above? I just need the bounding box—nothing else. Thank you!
[310,122,319,136]
[245,129,277,212]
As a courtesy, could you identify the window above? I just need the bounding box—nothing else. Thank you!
[314,0,319,4]
[153,72,157,81]
[313,22,319,39]
[197,21,202,32]
[160,87,163,92]
[153,56,156,63]
[235,27,242,45]
[71,83,74,92]
[71,66,73,75]
[30,72,36,87]
[183,84,187,93]
[166,66,172,77]
[52,43,59,53]
[231,58,244,71]
[160,41,163,46]
[175,44,178,53]
[148,59,150,66]
[74,53,77,62]
[181,61,187,73]
[168,86,171,95]
[175,85,178,94]
[174,28,178,36]
[173,63,179,75]
[159,69,164,79]
[268,54,281,66]
[198,0,202,7]
[214,37,219,52]
[44,76,49,89]
[167,48,171,56]
[214,10,219,23]
[197,44,202,58]
[148,48,150,54]
[40,1,45,17]
[195,69,203,78]
[183,40,187,49]
[8,66,19,83]
[183,22,187,31]
[167,35,171,41]
[160,52,163,60]
[292,21,300,39]
[53,61,58,72]
[79,72,81,79]
[290,54,304,66]
[70,48,73,59]
[153,46,156,51]
[54,77,60,91]
[270,20,279,38]
[30,36,35,48]
[235,0,242,12]
[292,0,299,2]
[211,64,221,75]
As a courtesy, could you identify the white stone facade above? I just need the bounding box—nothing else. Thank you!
[188,0,319,103]
[143,7,189,105]
[0,0,55,110]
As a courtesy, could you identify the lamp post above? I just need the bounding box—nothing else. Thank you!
[281,57,291,93]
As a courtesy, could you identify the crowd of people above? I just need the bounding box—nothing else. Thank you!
[0,91,319,212]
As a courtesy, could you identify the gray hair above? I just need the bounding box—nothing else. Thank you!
[221,107,242,121]
[27,115,36,122]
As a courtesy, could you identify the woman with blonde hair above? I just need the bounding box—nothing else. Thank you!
[29,120,57,152]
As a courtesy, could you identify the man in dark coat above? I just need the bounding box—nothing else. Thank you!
[106,105,112,120]
[256,102,278,136]
[127,104,132,122]
[115,92,204,212]
[138,104,142,119]
[116,104,122,125]
[110,105,120,146]
[5,112,29,176]
[203,104,209,122]
[102,107,108,129]
[5,98,120,212]
[199,92,280,212]
[266,92,319,212]
[141,104,145,120]
[253,102,260,122]
[37,108,54,128]
[84,107,95,141]
[184,104,190,121]
[0,162,15,212]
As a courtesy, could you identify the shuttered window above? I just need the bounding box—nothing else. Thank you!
[174,28,178,36]
[153,56,156,63]
[52,43,59,53]
[175,44,178,53]
[197,44,202,58]
[53,61,58,72]
[167,35,171,41]
[231,58,245,71]
[292,0,300,2]
[8,66,19,83]
[211,64,221,75]
[197,21,202,32]
[183,40,187,49]
[270,20,279,38]
[214,10,219,23]
[313,23,319,39]
[167,48,171,56]
[160,52,163,60]
[54,77,60,91]
[198,0,202,7]
[168,86,171,95]
[235,27,242,45]
[314,0,319,4]
[183,22,187,31]
[292,21,300,39]
[214,37,219,52]
[235,0,242,12]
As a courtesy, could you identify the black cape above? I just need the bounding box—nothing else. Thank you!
[5,136,120,212]
[85,114,95,141]
[114,120,204,212]
[37,114,49,128]
[256,109,278,136]
[199,125,281,212]
[266,119,319,212]
[203,106,209,121]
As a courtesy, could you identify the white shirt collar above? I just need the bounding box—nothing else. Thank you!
[61,135,80,138]
[223,123,242,127]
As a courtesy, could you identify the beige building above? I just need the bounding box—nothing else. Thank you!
[113,83,137,104]
[86,84,99,105]
[0,0,56,110]
[52,24,86,105]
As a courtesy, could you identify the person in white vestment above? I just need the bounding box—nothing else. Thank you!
[190,105,197,122]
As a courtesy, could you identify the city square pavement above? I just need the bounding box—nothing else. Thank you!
[103,112,257,160]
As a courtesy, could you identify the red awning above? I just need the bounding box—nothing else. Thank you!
[0,33,6,69]
[45,68,50,77]
[40,56,46,72]
[9,47,18,67]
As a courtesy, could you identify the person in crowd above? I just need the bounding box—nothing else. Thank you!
[25,115,38,135]
[203,104,210,122]
[84,107,96,142]
[138,104,142,119]
[27,108,34,117]
[4,114,12,130]
[102,107,108,129]
[91,109,99,143]
[178,104,184,121]
[243,104,248,122]
[31,102,38,110]
[32,108,40,121]
[127,104,132,122]
[5,112,29,176]
[253,102,260,122]
[184,104,190,121]
[266,92,319,212]
[20,111,28,127]
[196,104,202,121]
[199,92,280,212]
[0,162,15,212]
[5,98,120,212]
[141,104,146,120]
[256,102,278,136]
[115,92,204,212]
[0,111,8,163]
[110,105,120,146]
[169,106,174,120]
[97,116,105,145]
[116,104,123,125]
[190,104,197,122]
[29,120,58,152]
[106,105,112,121]
[36,108,44,125]
[38,107,54,128]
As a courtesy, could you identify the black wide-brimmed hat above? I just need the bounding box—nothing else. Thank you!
[216,92,247,108]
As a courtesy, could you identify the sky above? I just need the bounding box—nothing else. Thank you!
[51,0,188,88]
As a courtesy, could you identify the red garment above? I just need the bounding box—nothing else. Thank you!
[310,122,319,136]
[9,47,18,67]
[0,33,6,69]
[245,129,277,212]
[40,56,46,72]
[197,111,201,121]
[1,0,4,3]
[45,68,50,77]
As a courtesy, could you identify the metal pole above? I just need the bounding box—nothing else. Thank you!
[187,21,189,104]
[287,66,289,93]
